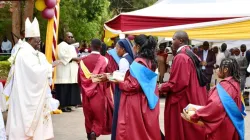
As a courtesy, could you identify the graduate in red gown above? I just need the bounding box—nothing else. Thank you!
[78,39,112,140]
[105,51,119,92]
[113,35,161,140]
[159,31,207,140]
[185,58,243,140]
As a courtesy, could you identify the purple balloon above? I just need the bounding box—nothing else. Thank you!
[45,0,56,8]
[42,8,55,19]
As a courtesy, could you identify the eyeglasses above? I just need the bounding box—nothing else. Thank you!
[68,36,74,39]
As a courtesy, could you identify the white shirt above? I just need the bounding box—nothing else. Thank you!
[119,53,130,73]
[1,40,12,51]
[202,50,208,70]
[91,51,100,55]
[177,45,186,53]
[224,50,230,58]
[241,51,246,57]
[216,51,226,66]
[91,51,108,64]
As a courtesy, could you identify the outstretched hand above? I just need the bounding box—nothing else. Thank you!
[98,74,108,82]
[52,60,62,67]
[71,57,81,63]
[158,84,162,91]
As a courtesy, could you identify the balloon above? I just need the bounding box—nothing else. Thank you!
[35,0,46,11]
[45,0,57,8]
[41,8,55,19]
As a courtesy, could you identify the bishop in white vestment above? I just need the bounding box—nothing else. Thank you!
[6,18,54,140]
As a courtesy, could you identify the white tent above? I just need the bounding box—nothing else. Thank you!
[104,0,250,40]
[126,0,250,18]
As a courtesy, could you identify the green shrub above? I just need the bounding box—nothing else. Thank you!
[0,55,10,61]
[0,61,10,79]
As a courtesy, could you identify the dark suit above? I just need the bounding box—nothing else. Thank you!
[231,55,248,91]
[198,50,216,90]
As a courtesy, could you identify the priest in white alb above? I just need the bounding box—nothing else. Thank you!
[54,32,81,112]
[6,18,54,140]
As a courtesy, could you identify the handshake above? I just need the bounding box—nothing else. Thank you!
[91,71,126,83]
[52,60,62,68]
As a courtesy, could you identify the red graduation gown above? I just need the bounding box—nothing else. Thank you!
[161,46,207,140]
[78,53,113,136]
[105,53,119,92]
[191,77,241,140]
[116,58,161,140]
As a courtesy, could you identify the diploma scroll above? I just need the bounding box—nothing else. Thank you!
[181,113,204,126]
[181,104,204,126]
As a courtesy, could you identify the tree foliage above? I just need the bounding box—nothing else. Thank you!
[56,0,157,42]
[1,0,157,43]
[0,4,11,38]
[110,0,157,14]
[58,0,112,42]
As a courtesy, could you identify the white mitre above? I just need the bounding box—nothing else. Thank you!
[25,17,40,38]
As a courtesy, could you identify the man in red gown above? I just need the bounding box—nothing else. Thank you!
[78,39,113,140]
[159,31,207,140]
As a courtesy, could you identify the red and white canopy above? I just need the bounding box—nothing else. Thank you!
[104,0,250,40]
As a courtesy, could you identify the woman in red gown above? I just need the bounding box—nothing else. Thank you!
[185,58,243,140]
[114,35,161,140]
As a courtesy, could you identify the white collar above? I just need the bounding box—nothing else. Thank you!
[123,53,128,57]
[91,51,100,54]
[177,45,186,53]
[23,41,40,56]
[23,41,35,51]
[203,50,208,52]
[235,55,240,59]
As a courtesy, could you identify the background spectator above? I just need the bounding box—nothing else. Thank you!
[1,36,12,53]
[198,41,216,91]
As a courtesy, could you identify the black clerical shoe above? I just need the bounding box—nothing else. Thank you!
[62,108,71,112]
[66,107,72,111]
[89,132,96,140]
[87,133,90,140]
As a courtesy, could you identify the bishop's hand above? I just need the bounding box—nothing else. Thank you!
[52,60,62,67]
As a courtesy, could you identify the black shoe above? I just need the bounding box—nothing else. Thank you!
[62,108,71,112]
[87,133,90,140]
[89,132,96,140]
[66,107,72,111]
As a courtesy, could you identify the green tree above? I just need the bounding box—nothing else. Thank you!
[0,3,12,38]
[110,0,157,14]
[58,0,112,42]
[6,0,157,43]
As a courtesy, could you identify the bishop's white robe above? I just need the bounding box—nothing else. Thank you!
[0,110,6,140]
[6,42,54,140]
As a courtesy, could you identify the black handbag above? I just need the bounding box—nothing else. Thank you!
[185,49,208,87]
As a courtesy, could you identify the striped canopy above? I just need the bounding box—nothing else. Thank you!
[104,0,250,40]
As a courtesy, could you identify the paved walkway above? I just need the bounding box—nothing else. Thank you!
[52,99,250,140]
